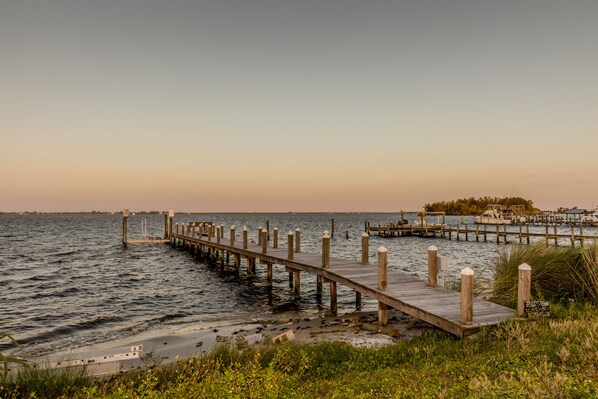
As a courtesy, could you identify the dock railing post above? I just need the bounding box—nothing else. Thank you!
[273,227,278,249]
[163,213,168,239]
[168,210,174,240]
[258,226,262,246]
[287,231,294,260]
[295,228,301,253]
[242,226,248,249]
[331,218,335,238]
[460,268,474,324]
[378,246,388,326]
[428,245,438,287]
[517,263,532,317]
[361,233,369,265]
[207,225,212,242]
[322,230,330,268]
[216,226,221,243]
[122,209,129,247]
[230,225,235,247]
[261,229,268,254]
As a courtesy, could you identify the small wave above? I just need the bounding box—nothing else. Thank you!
[15,316,124,346]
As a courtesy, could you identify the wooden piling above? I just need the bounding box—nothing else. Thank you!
[261,229,268,254]
[267,263,273,285]
[378,246,388,326]
[243,226,248,249]
[295,228,301,253]
[475,225,479,242]
[517,263,531,317]
[330,280,337,315]
[122,209,129,247]
[496,225,500,244]
[287,231,294,261]
[554,225,558,246]
[273,227,278,249]
[322,231,330,268]
[460,268,474,324]
[428,245,438,288]
[163,213,168,239]
[216,226,221,243]
[258,226,262,246]
[294,270,301,299]
[331,218,335,238]
[361,232,369,265]
[230,226,235,247]
[526,224,530,244]
[266,221,270,241]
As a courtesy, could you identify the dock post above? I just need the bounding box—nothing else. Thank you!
[273,227,278,249]
[216,226,221,243]
[460,268,474,325]
[163,213,168,239]
[517,263,531,317]
[465,224,469,241]
[448,225,452,240]
[267,263,273,285]
[243,226,248,249]
[484,224,487,242]
[496,225,500,244]
[519,225,523,244]
[504,224,508,244]
[168,210,174,240]
[571,225,575,247]
[207,225,212,242]
[526,224,530,244]
[427,245,438,288]
[456,224,460,240]
[361,232,369,265]
[261,229,268,254]
[331,218,335,238]
[230,226,235,247]
[266,221,270,241]
[295,228,301,253]
[220,224,224,240]
[580,223,584,248]
[294,269,301,299]
[377,246,388,326]
[554,225,558,246]
[475,224,479,242]
[287,231,294,287]
[545,224,549,245]
[258,226,262,246]
[122,209,129,247]
[329,280,337,315]
[287,231,294,261]
[319,231,330,300]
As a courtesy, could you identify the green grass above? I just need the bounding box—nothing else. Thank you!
[2,303,596,399]
[490,242,598,306]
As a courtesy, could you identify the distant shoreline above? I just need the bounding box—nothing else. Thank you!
[0,211,417,215]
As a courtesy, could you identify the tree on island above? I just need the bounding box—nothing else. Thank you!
[424,196,538,216]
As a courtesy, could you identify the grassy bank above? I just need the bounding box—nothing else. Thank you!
[2,303,596,399]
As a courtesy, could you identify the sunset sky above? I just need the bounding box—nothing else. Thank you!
[1,0,597,212]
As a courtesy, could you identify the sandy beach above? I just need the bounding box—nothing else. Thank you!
[39,310,435,376]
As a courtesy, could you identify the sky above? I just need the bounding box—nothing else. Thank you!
[1,0,597,212]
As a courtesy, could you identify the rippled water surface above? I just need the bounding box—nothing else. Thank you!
[1,213,594,355]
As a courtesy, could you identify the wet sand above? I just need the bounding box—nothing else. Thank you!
[40,310,435,376]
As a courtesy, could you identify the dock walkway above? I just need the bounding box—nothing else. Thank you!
[170,225,514,338]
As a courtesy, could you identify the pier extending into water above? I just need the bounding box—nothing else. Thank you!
[366,221,597,247]
[121,211,522,338]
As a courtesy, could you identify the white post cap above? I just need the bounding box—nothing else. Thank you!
[243,225,247,231]
[461,267,474,276]
[518,263,532,271]
[295,227,300,232]
[262,228,267,233]
[123,209,129,217]
[362,232,369,237]
[378,246,387,253]
[323,230,330,238]
[428,245,438,251]
[168,209,174,217]
[273,227,278,230]
[288,230,293,235]
[231,225,235,229]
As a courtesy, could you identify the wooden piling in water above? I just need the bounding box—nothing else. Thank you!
[460,268,474,324]
[287,231,294,261]
[230,226,235,247]
[122,209,129,247]
[378,246,388,326]
[517,263,531,317]
[295,228,301,253]
[261,229,267,254]
[243,226,248,249]
[330,280,337,315]
[273,227,278,249]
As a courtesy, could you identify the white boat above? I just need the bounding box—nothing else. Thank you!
[474,208,511,225]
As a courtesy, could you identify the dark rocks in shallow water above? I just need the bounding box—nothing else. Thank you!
[272,301,300,313]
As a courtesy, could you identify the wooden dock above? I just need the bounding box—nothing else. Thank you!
[159,220,516,338]
[367,222,597,246]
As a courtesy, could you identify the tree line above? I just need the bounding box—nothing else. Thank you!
[424,196,538,215]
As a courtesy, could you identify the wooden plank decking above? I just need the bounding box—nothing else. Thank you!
[171,231,514,337]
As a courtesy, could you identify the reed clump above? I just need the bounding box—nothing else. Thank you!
[491,242,598,307]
